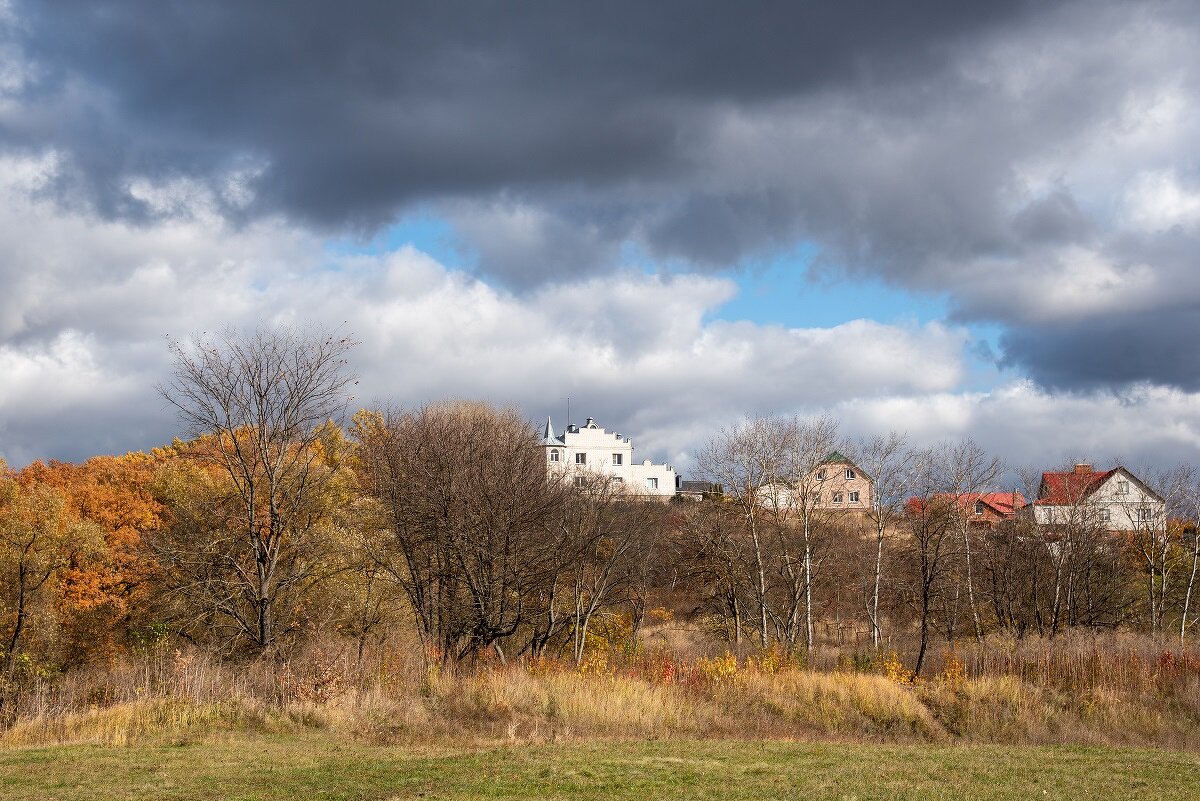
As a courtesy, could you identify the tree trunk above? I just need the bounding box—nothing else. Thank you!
[748,515,768,651]
[732,594,741,647]
[870,516,885,649]
[3,565,29,679]
[961,525,982,641]
[915,579,932,677]
[1049,542,1065,636]
[803,524,814,656]
[1181,535,1200,647]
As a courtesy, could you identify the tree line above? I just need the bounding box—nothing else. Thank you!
[689,417,1200,675]
[3,326,1200,711]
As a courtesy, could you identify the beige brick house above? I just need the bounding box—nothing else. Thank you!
[757,451,873,513]
[811,451,872,511]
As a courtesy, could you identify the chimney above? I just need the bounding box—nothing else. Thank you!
[1074,463,1093,475]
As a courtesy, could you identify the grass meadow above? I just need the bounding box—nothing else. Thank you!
[3,736,1199,801]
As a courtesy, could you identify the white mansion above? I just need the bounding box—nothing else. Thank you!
[542,416,678,498]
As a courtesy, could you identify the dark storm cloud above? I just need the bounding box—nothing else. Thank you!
[4,0,1032,226]
[997,226,1200,390]
[3,0,1200,393]
[999,314,1200,391]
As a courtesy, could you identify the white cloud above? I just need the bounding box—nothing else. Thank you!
[839,379,1200,477]
[2,165,1197,480]
[1124,170,1200,231]
[0,160,967,467]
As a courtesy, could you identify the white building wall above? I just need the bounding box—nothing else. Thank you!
[1032,468,1165,531]
[543,417,676,497]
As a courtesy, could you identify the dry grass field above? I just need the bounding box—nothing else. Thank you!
[4,630,1200,751]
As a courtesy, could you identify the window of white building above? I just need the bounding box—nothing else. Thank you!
[549,449,560,462]
[575,453,587,465]
[1138,507,1152,524]
[1116,480,1129,495]
[646,477,658,490]
[612,453,623,465]
[1100,508,1111,522]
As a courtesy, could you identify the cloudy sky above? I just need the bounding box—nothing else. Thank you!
[1,0,1199,476]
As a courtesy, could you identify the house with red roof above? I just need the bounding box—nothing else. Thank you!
[904,491,1026,528]
[952,492,1026,527]
[1027,463,1165,532]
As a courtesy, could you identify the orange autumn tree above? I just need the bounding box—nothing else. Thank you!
[23,454,165,665]
[0,460,101,681]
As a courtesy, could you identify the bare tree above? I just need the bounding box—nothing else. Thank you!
[1121,465,1179,634]
[1178,466,1200,646]
[852,432,912,649]
[557,476,661,665]
[158,326,356,652]
[902,444,965,676]
[696,414,842,655]
[697,417,790,650]
[942,440,1002,641]
[1013,463,1135,635]
[354,402,566,664]
[775,416,839,655]
[675,497,754,647]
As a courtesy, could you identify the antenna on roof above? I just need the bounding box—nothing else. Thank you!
[561,396,571,428]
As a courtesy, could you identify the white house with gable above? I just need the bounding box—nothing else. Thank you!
[542,416,678,498]
[1026,463,1166,532]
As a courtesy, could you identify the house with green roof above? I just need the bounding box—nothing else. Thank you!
[756,451,874,514]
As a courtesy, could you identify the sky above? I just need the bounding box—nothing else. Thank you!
[2,0,1200,478]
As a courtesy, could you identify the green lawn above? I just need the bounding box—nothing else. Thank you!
[2,734,1197,800]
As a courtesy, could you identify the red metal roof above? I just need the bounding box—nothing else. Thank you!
[972,492,1028,515]
[905,492,1027,517]
[1033,468,1115,506]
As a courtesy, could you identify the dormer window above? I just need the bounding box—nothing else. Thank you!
[974,500,984,515]
[549,449,560,462]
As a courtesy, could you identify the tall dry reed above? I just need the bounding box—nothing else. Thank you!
[3,631,1199,750]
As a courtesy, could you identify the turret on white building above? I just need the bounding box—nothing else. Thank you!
[542,416,678,498]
